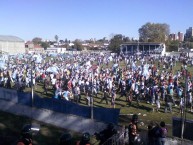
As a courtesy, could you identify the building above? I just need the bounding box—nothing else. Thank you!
[0,35,25,54]
[120,42,166,56]
[185,27,193,39]
[25,41,44,53]
[169,33,177,41]
[178,32,184,42]
[169,32,184,41]
[45,47,66,53]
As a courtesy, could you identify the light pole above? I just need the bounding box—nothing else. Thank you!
[31,59,36,110]
[30,58,36,144]
[181,69,188,139]
[91,69,94,119]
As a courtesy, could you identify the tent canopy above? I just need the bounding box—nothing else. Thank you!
[46,66,59,74]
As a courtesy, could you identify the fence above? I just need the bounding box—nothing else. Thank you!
[172,117,193,141]
[101,126,126,145]
[0,88,120,124]
[101,125,193,145]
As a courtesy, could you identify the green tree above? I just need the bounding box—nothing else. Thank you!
[108,34,123,52]
[166,40,179,52]
[40,42,50,49]
[138,22,170,42]
[123,37,130,42]
[73,39,83,51]
[184,41,193,49]
[32,37,42,44]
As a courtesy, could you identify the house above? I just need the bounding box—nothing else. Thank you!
[25,41,44,54]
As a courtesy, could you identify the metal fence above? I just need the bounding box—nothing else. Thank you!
[102,126,126,145]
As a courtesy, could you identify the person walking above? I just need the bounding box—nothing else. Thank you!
[100,88,109,105]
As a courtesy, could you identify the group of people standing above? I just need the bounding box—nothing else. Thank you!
[0,52,193,113]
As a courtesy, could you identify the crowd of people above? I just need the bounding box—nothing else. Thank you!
[0,52,193,113]
[1,51,193,145]
[15,114,168,145]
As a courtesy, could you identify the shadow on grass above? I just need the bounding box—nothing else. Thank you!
[129,104,152,112]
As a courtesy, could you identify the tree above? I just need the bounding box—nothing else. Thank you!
[40,42,50,49]
[59,40,64,44]
[65,38,68,43]
[55,35,59,42]
[108,34,123,52]
[138,22,170,42]
[184,41,193,49]
[32,37,42,45]
[73,39,83,51]
[166,40,179,52]
[123,37,130,42]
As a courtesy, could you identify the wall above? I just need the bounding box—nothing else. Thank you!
[0,41,25,54]
[165,51,193,57]
[0,99,107,134]
[0,96,193,145]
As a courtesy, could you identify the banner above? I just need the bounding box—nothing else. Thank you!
[0,88,18,103]
[0,88,120,124]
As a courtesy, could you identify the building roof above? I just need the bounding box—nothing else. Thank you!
[0,35,24,42]
[25,41,33,44]
[34,44,42,49]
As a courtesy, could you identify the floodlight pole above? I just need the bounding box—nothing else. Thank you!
[30,59,35,144]
[31,60,34,108]
[181,69,188,139]
[91,69,94,119]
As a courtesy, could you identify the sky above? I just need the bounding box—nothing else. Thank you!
[0,0,193,41]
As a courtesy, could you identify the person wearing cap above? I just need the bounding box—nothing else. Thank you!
[16,124,40,145]
[76,132,90,145]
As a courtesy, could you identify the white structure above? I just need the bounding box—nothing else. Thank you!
[45,47,66,53]
[120,42,166,56]
[0,35,25,54]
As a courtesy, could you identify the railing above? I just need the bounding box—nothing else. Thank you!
[102,126,126,145]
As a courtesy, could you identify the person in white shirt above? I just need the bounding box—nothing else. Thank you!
[51,77,57,90]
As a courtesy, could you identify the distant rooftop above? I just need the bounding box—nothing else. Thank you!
[0,35,24,42]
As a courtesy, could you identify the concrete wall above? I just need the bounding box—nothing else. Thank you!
[0,41,25,54]
[0,99,106,135]
[165,51,193,57]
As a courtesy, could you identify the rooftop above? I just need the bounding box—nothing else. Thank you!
[0,35,24,42]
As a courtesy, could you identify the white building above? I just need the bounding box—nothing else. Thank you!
[120,42,166,56]
[0,35,25,54]
[45,47,66,53]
